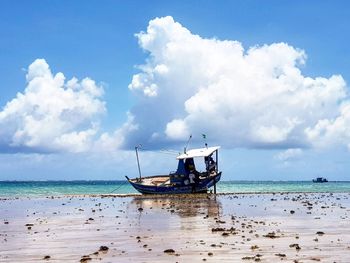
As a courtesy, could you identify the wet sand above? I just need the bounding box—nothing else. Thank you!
[1,193,350,262]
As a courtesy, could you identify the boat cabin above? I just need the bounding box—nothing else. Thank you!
[170,146,220,186]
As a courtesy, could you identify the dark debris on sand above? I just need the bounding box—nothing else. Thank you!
[164,248,175,254]
[289,243,301,250]
[99,245,109,251]
[263,232,280,239]
[80,255,92,262]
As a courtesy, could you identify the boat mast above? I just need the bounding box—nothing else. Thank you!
[135,145,142,180]
[184,135,192,153]
[215,149,219,173]
[214,149,218,194]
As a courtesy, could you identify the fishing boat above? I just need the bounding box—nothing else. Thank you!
[312,177,328,183]
[126,145,222,194]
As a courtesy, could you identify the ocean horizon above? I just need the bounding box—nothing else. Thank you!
[1,180,350,197]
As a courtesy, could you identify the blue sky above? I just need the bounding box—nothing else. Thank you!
[0,1,350,180]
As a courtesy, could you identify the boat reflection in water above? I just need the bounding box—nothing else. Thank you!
[130,194,222,218]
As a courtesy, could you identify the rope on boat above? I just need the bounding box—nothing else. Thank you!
[133,144,181,156]
[158,150,179,156]
[109,179,129,194]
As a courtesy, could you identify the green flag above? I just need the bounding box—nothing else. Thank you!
[202,134,206,139]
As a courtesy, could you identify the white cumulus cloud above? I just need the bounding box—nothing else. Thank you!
[305,102,350,150]
[0,59,106,153]
[275,148,303,162]
[95,112,138,152]
[165,119,190,140]
[124,16,349,150]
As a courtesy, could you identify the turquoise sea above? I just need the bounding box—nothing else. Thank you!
[0,180,350,197]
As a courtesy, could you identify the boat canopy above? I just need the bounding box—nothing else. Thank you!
[176,146,220,160]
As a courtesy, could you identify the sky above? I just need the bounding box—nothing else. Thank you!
[1,1,350,181]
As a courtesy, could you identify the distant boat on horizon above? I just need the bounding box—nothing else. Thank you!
[312,177,328,183]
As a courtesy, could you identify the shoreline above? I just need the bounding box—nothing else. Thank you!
[1,190,350,200]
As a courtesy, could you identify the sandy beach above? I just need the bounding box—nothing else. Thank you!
[1,193,350,262]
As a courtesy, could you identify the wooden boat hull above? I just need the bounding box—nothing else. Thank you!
[127,172,221,194]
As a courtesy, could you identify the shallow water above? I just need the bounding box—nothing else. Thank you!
[0,180,349,197]
[1,193,350,262]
